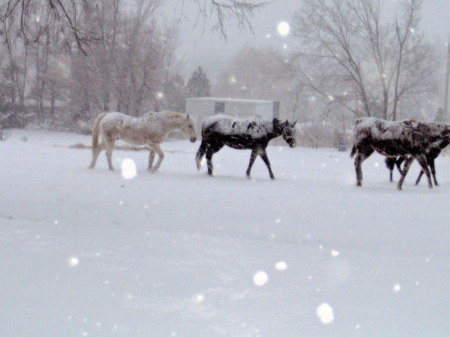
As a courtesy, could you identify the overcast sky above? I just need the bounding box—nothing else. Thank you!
[160,0,450,80]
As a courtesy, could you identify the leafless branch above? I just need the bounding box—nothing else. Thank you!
[184,0,266,39]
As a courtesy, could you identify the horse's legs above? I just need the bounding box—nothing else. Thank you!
[396,157,405,174]
[149,143,164,172]
[414,155,433,189]
[105,138,116,170]
[206,149,214,176]
[415,170,424,185]
[204,144,223,177]
[429,159,438,186]
[385,157,395,182]
[397,156,414,190]
[246,149,258,178]
[148,150,156,170]
[354,148,373,186]
[414,156,432,185]
[259,148,275,180]
[89,142,105,169]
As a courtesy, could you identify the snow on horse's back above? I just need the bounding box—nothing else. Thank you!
[202,114,273,139]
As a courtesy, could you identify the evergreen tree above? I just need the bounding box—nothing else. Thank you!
[434,108,445,123]
[186,66,211,97]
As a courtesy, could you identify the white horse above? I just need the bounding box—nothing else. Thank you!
[89,111,197,172]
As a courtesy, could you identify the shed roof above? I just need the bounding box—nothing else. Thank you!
[186,97,275,105]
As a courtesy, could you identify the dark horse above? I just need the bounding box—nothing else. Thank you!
[196,115,297,179]
[350,117,450,190]
[385,137,449,185]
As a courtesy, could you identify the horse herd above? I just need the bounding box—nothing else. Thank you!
[88,111,450,190]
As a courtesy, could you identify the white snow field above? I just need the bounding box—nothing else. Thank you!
[0,129,449,337]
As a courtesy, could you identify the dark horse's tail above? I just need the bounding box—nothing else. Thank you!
[196,122,208,170]
[350,144,357,158]
[196,141,207,170]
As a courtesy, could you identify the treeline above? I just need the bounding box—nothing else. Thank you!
[0,0,448,137]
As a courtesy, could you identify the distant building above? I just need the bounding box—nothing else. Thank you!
[186,97,280,126]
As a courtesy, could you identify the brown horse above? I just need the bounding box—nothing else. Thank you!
[89,111,196,172]
[350,117,450,190]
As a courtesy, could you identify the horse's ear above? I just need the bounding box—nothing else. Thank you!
[273,118,280,125]
[293,120,297,127]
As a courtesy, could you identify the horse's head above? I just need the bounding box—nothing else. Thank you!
[182,114,197,142]
[421,121,450,144]
[274,118,297,148]
[435,122,450,143]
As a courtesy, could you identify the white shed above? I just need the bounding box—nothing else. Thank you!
[186,97,280,126]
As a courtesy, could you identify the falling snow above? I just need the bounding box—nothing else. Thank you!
[253,271,269,286]
[121,158,137,180]
[277,21,290,36]
[316,303,334,324]
[275,261,288,271]
[67,257,80,267]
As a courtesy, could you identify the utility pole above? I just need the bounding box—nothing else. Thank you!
[444,37,450,122]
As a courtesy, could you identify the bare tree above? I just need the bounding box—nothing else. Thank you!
[291,0,434,120]
[68,0,179,117]
[444,38,450,122]
[1,12,29,107]
[186,0,266,38]
[0,0,95,55]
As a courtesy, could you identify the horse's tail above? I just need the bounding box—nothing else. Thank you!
[92,112,107,150]
[350,143,357,158]
[201,121,208,138]
[196,141,207,170]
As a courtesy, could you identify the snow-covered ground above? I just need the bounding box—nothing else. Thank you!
[0,129,448,337]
